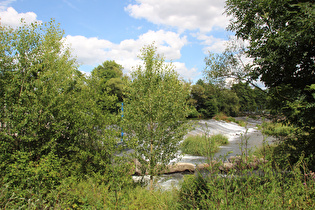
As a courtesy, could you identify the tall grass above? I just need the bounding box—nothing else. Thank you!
[180,134,228,156]
[178,126,315,209]
[177,157,315,209]
[214,112,246,127]
[0,177,179,209]
[258,121,296,140]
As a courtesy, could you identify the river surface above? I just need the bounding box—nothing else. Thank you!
[180,117,274,164]
[134,117,275,190]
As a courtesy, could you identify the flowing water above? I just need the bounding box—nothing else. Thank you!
[136,117,276,190]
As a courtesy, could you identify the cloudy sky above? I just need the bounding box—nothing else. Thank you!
[0,0,233,82]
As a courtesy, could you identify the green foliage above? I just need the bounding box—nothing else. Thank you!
[0,176,179,209]
[225,0,315,168]
[258,120,315,171]
[0,20,127,207]
[186,105,200,119]
[178,161,315,209]
[180,134,228,156]
[190,82,218,118]
[260,121,296,139]
[191,80,241,118]
[217,88,240,117]
[90,60,127,112]
[91,60,123,83]
[124,44,191,186]
[232,82,259,112]
[226,0,315,89]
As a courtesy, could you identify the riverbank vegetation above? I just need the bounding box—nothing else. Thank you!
[2,149,314,209]
[1,0,314,208]
[213,112,247,127]
[178,161,315,209]
[181,134,228,156]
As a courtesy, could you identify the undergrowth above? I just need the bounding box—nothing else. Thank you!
[177,158,315,209]
[2,149,315,209]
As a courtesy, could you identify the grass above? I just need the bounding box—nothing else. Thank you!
[180,134,228,156]
[213,112,247,127]
[177,162,315,209]
[257,121,296,138]
[0,177,180,209]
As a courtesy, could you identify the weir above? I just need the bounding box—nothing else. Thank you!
[132,117,275,190]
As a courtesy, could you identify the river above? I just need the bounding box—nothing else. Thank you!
[144,117,275,190]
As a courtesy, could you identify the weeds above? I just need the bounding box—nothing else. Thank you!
[178,156,315,209]
[180,134,228,156]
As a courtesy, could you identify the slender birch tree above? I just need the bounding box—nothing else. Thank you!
[124,44,191,189]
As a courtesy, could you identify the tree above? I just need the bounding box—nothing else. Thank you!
[90,60,127,112]
[204,39,261,89]
[216,88,240,117]
[0,20,121,197]
[190,80,218,118]
[231,82,258,113]
[225,0,315,111]
[225,0,315,167]
[124,44,191,188]
[226,0,314,90]
[92,60,123,82]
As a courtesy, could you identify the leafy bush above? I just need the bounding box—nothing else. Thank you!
[187,106,201,118]
[260,121,296,139]
[258,121,315,171]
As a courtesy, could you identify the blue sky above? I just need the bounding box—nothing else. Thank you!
[0,0,233,82]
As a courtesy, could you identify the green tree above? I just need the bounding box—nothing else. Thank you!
[124,44,191,189]
[225,0,315,117]
[216,88,240,117]
[0,20,121,199]
[231,82,257,113]
[226,0,314,90]
[92,60,123,82]
[225,0,315,167]
[90,60,127,112]
[191,80,218,118]
[204,39,261,89]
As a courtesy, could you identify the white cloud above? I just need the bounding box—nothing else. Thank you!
[125,0,229,33]
[64,30,198,80]
[0,7,39,27]
[193,33,228,54]
[172,62,200,81]
[65,29,187,64]
[64,35,113,65]
[1,5,204,81]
